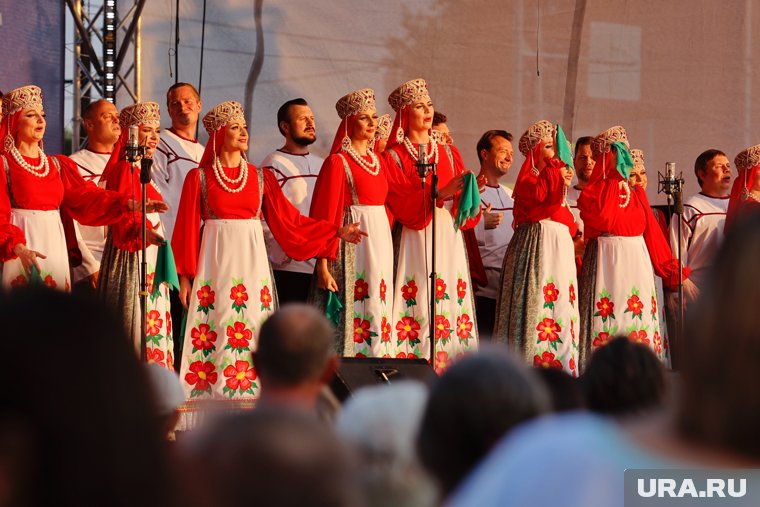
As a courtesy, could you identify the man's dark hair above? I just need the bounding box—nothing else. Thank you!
[165,82,200,107]
[276,98,309,136]
[255,304,334,386]
[694,149,726,187]
[476,130,513,164]
[432,111,447,127]
[574,136,594,157]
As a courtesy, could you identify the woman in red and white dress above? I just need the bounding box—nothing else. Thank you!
[578,126,696,369]
[172,101,363,423]
[97,102,174,369]
[383,78,481,373]
[309,88,427,357]
[0,85,158,291]
[493,120,580,376]
[725,144,760,234]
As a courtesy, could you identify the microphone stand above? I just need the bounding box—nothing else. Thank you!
[139,156,153,363]
[415,144,437,364]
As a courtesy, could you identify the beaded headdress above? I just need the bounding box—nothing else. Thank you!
[119,102,160,129]
[630,148,645,168]
[1,85,43,117]
[375,114,392,141]
[335,88,375,120]
[518,120,555,157]
[387,78,429,112]
[734,144,760,173]
[202,100,245,134]
[591,126,629,159]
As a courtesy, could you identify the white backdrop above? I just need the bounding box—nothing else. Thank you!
[135,0,760,202]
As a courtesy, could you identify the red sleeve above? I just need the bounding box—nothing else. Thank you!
[308,156,347,259]
[171,169,202,278]
[638,191,690,289]
[263,169,339,261]
[58,156,130,227]
[577,178,619,237]
[515,160,565,224]
[0,160,26,260]
[382,158,431,230]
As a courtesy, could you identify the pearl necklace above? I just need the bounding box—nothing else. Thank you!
[561,186,569,207]
[341,144,380,176]
[213,156,248,193]
[744,188,760,203]
[403,136,439,164]
[10,145,50,178]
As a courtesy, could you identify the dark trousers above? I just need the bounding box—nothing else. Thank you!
[273,269,313,305]
[475,295,496,341]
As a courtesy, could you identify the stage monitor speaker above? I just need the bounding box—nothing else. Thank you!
[330,357,436,402]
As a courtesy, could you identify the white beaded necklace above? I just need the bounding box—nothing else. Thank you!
[10,144,50,178]
[618,180,631,208]
[213,156,248,193]
[403,136,439,164]
[342,144,380,176]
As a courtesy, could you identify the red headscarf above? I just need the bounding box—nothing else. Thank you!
[726,163,760,234]
[0,110,22,156]
[329,115,357,156]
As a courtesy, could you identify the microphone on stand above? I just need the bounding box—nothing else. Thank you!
[417,143,428,179]
[125,125,141,163]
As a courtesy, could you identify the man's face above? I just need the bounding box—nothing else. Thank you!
[698,154,732,195]
[85,100,120,146]
[167,85,202,129]
[482,135,513,178]
[574,143,595,182]
[283,105,316,146]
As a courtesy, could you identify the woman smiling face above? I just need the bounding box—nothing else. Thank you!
[138,124,160,157]
[16,107,46,146]
[222,120,249,154]
[408,97,434,133]
[351,108,378,142]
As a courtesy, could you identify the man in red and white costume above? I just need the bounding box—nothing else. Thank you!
[668,149,731,293]
[69,99,121,288]
[260,98,323,303]
[151,82,205,243]
[473,130,515,339]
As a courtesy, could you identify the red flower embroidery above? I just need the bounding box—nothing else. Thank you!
[569,284,576,305]
[191,323,217,351]
[43,275,57,289]
[534,351,563,369]
[381,317,391,343]
[457,278,467,299]
[185,361,217,391]
[396,316,420,341]
[435,278,447,301]
[569,357,576,373]
[382,353,391,358]
[536,317,561,343]
[166,311,172,335]
[592,331,611,349]
[401,280,417,300]
[653,331,662,354]
[146,272,155,294]
[260,286,272,310]
[596,297,614,318]
[146,347,165,367]
[380,279,387,302]
[434,351,450,374]
[456,314,473,339]
[626,294,643,316]
[434,315,451,340]
[197,285,215,308]
[396,351,418,359]
[353,318,371,344]
[543,282,559,303]
[167,351,174,370]
[651,295,658,316]
[10,275,26,289]
[223,360,257,391]
[354,278,369,302]
[355,352,367,358]
[146,310,163,336]
[230,284,248,307]
[226,321,252,350]
[628,329,650,345]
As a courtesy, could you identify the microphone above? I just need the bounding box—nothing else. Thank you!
[665,162,676,194]
[125,125,140,162]
[417,143,428,179]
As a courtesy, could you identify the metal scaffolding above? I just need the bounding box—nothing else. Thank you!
[65,0,146,151]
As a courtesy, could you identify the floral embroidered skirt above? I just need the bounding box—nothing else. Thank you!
[311,204,394,358]
[97,213,173,370]
[2,209,70,291]
[392,206,478,373]
[578,235,669,370]
[494,220,579,376]
[178,218,276,428]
